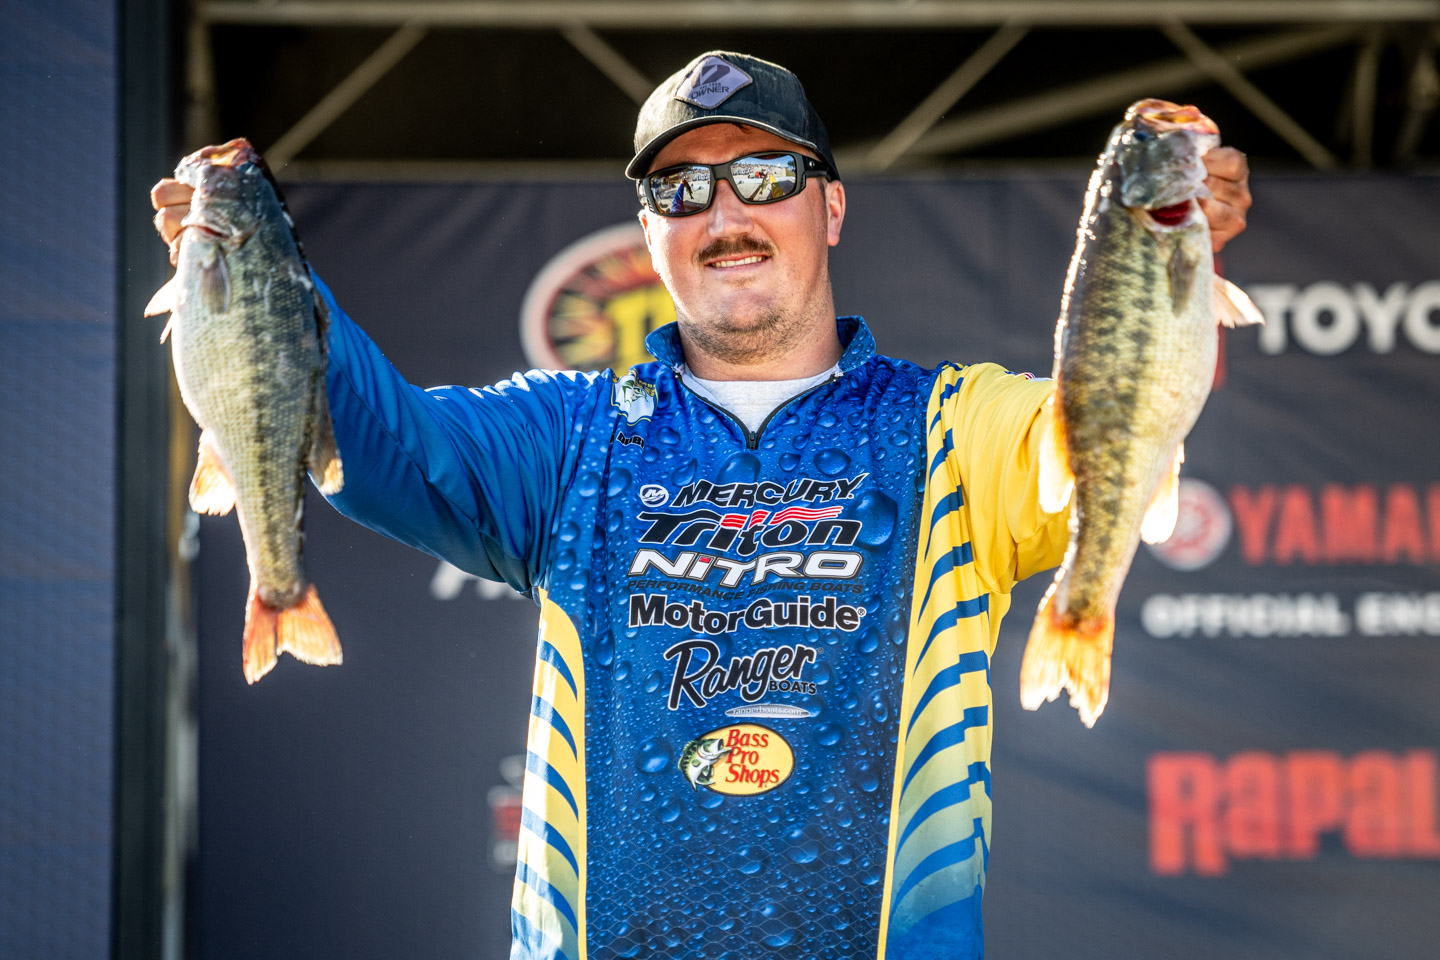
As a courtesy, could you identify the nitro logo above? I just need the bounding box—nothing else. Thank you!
[679,724,794,796]
[628,549,862,587]
[671,474,867,509]
[637,506,860,557]
[664,638,818,709]
[630,593,866,634]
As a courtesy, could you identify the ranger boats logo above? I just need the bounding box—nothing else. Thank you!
[678,724,793,795]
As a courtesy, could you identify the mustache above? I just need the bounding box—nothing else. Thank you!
[696,236,775,265]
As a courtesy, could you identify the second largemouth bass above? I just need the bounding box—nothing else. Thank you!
[147,139,344,683]
[1019,100,1262,727]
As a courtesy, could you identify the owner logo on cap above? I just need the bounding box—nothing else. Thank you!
[675,55,754,109]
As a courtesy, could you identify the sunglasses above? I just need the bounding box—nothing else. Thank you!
[637,151,832,218]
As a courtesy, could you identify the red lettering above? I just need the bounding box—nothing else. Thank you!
[1273,486,1320,565]
[1345,751,1403,856]
[1229,485,1276,565]
[1148,753,1225,876]
[1285,751,1344,856]
[1428,485,1440,562]
[1403,751,1440,856]
[1223,752,1281,858]
[1382,485,1427,564]
[1321,484,1377,563]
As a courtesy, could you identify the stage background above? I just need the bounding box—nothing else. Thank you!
[190,173,1440,959]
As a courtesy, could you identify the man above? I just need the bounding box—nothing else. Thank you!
[153,50,1249,960]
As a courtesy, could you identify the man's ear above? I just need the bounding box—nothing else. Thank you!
[638,208,652,249]
[825,180,846,247]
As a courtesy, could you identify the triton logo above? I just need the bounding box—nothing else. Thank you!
[637,507,860,557]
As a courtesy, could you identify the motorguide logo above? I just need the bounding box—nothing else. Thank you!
[678,724,793,795]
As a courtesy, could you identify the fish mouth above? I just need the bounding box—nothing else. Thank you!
[1139,199,1199,230]
[1127,99,1220,136]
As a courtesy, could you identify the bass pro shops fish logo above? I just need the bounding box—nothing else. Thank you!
[520,222,675,374]
[677,724,795,796]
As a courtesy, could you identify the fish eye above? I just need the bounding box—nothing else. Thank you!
[1130,128,1154,142]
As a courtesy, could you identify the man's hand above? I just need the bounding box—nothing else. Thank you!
[150,178,194,265]
[1200,146,1250,253]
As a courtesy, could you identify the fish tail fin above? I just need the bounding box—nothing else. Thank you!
[1019,582,1114,728]
[309,382,344,495]
[275,584,344,669]
[1214,277,1265,328]
[1037,395,1074,514]
[189,430,236,516]
[242,584,280,684]
[1140,443,1184,544]
[242,583,343,684]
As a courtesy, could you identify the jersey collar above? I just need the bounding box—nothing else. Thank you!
[644,316,875,374]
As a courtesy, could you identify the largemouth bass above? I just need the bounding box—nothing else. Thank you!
[1019,100,1261,726]
[146,139,344,683]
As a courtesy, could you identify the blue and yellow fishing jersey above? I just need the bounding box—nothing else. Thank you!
[318,276,1069,960]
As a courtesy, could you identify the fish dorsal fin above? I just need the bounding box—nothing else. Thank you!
[1140,443,1184,544]
[1037,395,1074,515]
[1214,276,1265,328]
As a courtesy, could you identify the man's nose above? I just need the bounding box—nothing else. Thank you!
[705,178,756,234]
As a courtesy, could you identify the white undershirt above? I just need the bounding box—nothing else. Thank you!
[680,364,841,433]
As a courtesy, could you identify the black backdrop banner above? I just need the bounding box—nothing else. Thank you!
[192,174,1440,960]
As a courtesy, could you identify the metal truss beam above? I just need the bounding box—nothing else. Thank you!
[882,25,1358,160]
[200,1,1440,29]
[863,22,1028,172]
[1161,20,1340,170]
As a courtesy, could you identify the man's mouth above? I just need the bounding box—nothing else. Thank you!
[707,254,769,269]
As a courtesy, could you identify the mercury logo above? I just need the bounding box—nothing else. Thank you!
[639,484,669,507]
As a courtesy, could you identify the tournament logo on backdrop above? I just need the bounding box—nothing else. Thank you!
[520,222,676,373]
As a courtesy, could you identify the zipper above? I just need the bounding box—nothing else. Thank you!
[675,368,842,451]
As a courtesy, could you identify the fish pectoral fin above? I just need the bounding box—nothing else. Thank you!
[189,431,236,516]
[1167,241,1203,314]
[1213,276,1265,328]
[1036,395,1074,514]
[145,277,177,321]
[308,383,344,495]
[1140,443,1184,544]
[200,249,231,313]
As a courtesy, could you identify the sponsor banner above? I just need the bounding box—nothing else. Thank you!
[192,176,1440,960]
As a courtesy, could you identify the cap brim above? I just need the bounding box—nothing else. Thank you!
[625,115,825,179]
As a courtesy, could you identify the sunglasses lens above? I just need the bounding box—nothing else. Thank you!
[731,154,800,203]
[650,166,712,215]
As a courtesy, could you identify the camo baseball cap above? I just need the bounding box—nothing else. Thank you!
[626,51,840,181]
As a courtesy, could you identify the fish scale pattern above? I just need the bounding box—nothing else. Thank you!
[322,295,1069,959]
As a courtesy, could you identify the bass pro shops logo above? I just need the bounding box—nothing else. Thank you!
[520,222,675,373]
[678,724,793,795]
